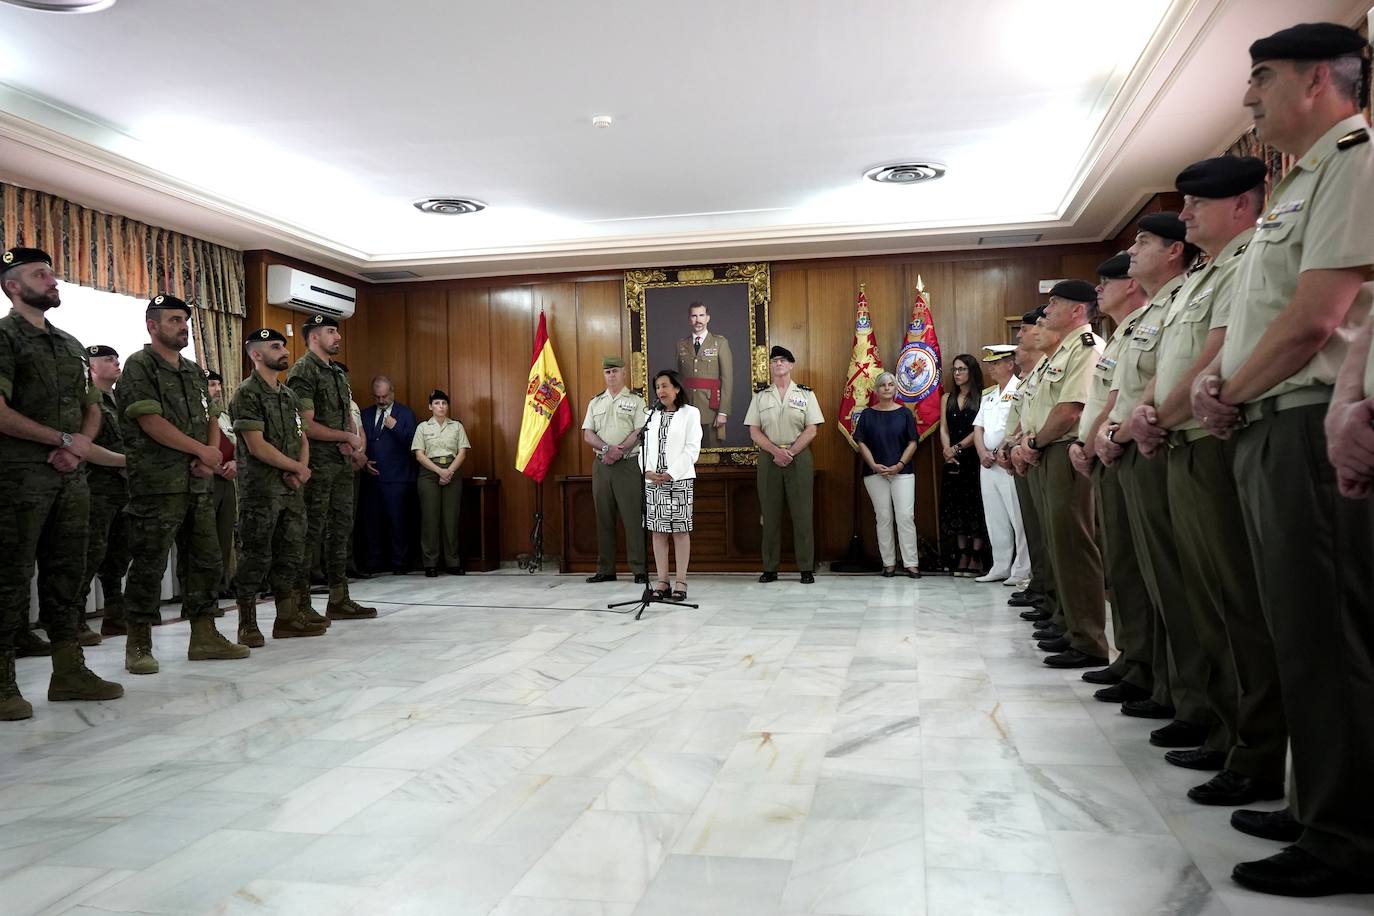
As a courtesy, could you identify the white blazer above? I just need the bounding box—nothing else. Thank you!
[639,404,702,481]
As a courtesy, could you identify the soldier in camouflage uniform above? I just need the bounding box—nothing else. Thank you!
[117,294,249,674]
[286,314,375,622]
[0,246,123,721]
[230,328,326,645]
[78,344,131,643]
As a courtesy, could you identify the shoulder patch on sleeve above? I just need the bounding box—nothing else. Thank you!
[1337,128,1369,151]
[1080,332,1095,347]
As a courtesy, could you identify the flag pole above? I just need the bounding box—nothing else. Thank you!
[524,480,544,573]
[833,282,880,573]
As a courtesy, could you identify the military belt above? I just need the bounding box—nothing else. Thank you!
[1240,386,1332,424]
[1166,427,1211,448]
[431,455,455,468]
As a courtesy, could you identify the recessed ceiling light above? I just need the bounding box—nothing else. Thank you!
[591,115,613,129]
[0,0,118,12]
[863,162,947,185]
[413,197,486,215]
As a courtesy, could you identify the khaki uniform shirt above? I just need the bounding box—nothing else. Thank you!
[676,332,733,420]
[285,351,353,468]
[411,417,470,459]
[1154,230,1254,430]
[1109,274,1186,424]
[1001,356,1047,443]
[230,372,305,499]
[117,345,215,495]
[582,388,647,456]
[1022,325,1103,443]
[1366,299,1374,398]
[1084,304,1148,440]
[744,381,825,446]
[0,313,97,465]
[1221,115,1374,403]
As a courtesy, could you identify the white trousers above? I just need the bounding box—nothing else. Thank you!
[863,474,919,569]
[979,464,1030,579]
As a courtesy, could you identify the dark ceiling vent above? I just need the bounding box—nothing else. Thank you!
[413,197,486,215]
[863,162,947,185]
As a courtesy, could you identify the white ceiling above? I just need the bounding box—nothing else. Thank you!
[0,0,1368,280]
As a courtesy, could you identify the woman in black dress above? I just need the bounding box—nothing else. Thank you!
[939,354,989,576]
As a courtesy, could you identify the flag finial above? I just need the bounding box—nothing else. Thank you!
[859,282,866,292]
[916,274,926,293]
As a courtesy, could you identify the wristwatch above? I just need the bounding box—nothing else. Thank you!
[59,432,74,449]
[1106,427,1117,443]
[1027,437,1039,452]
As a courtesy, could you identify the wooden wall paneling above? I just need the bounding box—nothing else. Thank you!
[574,280,626,477]
[804,265,857,560]
[449,287,494,477]
[489,286,537,560]
[533,282,580,559]
[405,287,450,412]
[356,290,410,406]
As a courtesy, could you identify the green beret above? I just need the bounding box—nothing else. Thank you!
[602,356,625,369]
[1175,156,1268,198]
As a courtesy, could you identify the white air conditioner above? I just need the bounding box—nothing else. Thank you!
[266,265,357,319]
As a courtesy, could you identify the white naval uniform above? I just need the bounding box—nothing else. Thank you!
[973,376,1029,581]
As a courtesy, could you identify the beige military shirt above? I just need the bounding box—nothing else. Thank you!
[1109,274,1186,424]
[1154,229,1253,430]
[1001,355,1045,443]
[411,417,470,459]
[1222,115,1374,403]
[1366,299,1374,398]
[1082,304,1147,439]
[1023,325,1103,443]
[744,381,824,446]
[581,387,647,456]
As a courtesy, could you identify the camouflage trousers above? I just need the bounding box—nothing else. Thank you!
[233,490,307,600]
[0,464,89,650]
[124,491,222,624]
[299,460,354,590]
[79,483,131,622]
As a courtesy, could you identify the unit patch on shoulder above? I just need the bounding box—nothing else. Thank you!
[1337,128,1369,151]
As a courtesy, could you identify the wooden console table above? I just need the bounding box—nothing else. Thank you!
[460,477,502,571]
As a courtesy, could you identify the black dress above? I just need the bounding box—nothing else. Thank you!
[939,390,988,554]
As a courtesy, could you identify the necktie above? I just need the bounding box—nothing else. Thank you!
[375,408,384,431]
[694,337,701,355]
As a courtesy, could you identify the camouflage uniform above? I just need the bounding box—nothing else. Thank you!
[80,387,131,630]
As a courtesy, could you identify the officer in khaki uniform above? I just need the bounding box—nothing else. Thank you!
[1189,24,1374,897]
[677,302,733,448]
[1000,310,1052,612]
[230,328,324,645]
[0,247,123,721]
[78,344,129,644]
[1010,280,1106,667]
[411,389,470,576]
[581,357,648,583]
[1132,157,1287,810]
[746,345,824,583]
[286,313,375,624]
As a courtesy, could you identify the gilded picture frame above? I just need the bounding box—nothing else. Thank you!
[625,262,770,466]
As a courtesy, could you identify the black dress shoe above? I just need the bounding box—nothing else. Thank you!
[1081,667,1123,685]
[446,567,465,576]
[1093,681,1150,704]
[585,573,617,583]
[800,572,815,584]
[1165,748,1227,771]
[1231,807,1301,843]
[1008,594,1044,608]
[1148,720,1209,746]
[881,569,896,578]
[1037,636,1071,652]
[1232,845,1374,897]
[392,567,409,576]
[1044,649,1108,669]
[1020,608,1052,622]
[633,573,647,584]
[758,572,778,583]
[1031,624,1063,638]
[424,567,438,578]
[1120,700,1176,720]
[1188,769,1284,805]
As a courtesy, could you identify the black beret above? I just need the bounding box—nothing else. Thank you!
[1136,211,1188,243]
[85,344,118,358]
[1047,280,1097,304]
[146,293,191,315]
[1095,252,1132,280]
[302,313,339,333]
[1176,156,1268,198]
[1021,306,1046,325]
[768,345,795,362]
[429,388,449,402]
[1,246,52,273]
[205,370,223,383]
[247,327,288,344]
[1250,22,1368,64]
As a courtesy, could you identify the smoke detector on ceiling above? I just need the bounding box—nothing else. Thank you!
[413,197,486,215]
[863,162,947,185]
[0,0,118,11]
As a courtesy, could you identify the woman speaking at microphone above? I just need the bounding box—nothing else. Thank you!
[640,370,702,601]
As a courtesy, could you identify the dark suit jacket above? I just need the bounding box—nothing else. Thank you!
[361,401,418,483]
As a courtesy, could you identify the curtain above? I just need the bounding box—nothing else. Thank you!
[1,179,245,388]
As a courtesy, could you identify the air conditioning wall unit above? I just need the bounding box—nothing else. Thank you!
[266,265,357,320]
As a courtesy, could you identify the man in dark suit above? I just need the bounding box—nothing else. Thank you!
[359,375,417,574]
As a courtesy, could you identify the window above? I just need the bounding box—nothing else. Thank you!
[50,282,196,363]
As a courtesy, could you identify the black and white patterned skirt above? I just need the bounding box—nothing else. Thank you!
[645,479,694,533]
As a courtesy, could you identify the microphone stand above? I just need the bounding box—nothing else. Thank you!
[603,401,698,619]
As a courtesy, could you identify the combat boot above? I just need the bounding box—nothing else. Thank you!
[76,614,102,647]
[271,591,327,639]
[48,643,124,702]
[298,584,330,629]
[99,611,127,637]
[326,584,377,620]
[235,598,265,648]
[124,620,160,675]
[1,650,33,721]
[15,625,52,658]
[188,615,251,660]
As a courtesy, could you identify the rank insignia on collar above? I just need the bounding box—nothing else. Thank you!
[1080,332,1095,347]
[1232,243,1248,258]
[1337,128,1369,151]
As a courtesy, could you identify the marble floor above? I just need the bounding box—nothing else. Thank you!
[2,572,1369,916]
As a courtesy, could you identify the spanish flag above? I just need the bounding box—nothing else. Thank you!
[894,277,944,440]
[515,311,572,482]
[838,286,884,450]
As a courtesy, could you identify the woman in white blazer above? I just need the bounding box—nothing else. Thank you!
[640,370,702,600]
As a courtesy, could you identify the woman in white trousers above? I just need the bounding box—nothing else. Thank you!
[972,347,1030,584]
[854,373,920,577]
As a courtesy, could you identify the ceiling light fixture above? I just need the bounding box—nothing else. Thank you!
[591,115,613,129]
[863,162,947,185]
[0,0,118,12]
[413,197,486,215]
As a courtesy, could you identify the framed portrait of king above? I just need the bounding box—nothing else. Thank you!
[625,262,770,464]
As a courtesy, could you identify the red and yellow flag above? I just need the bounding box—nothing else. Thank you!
[515,311,572,482]
[894,276,944,440]
[838,286,884,450]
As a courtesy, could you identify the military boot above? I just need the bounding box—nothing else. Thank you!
[235,598,265,648]
[271,591,327,639]
[326,584,377,620]
[124,620,160,675]
[15,625,52,658]
[100,595,127,636]
[48,643,124,702]
[298,584,330,629]
[1,650,33,721]
[187,615,251,660]
[76,614,102,647]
